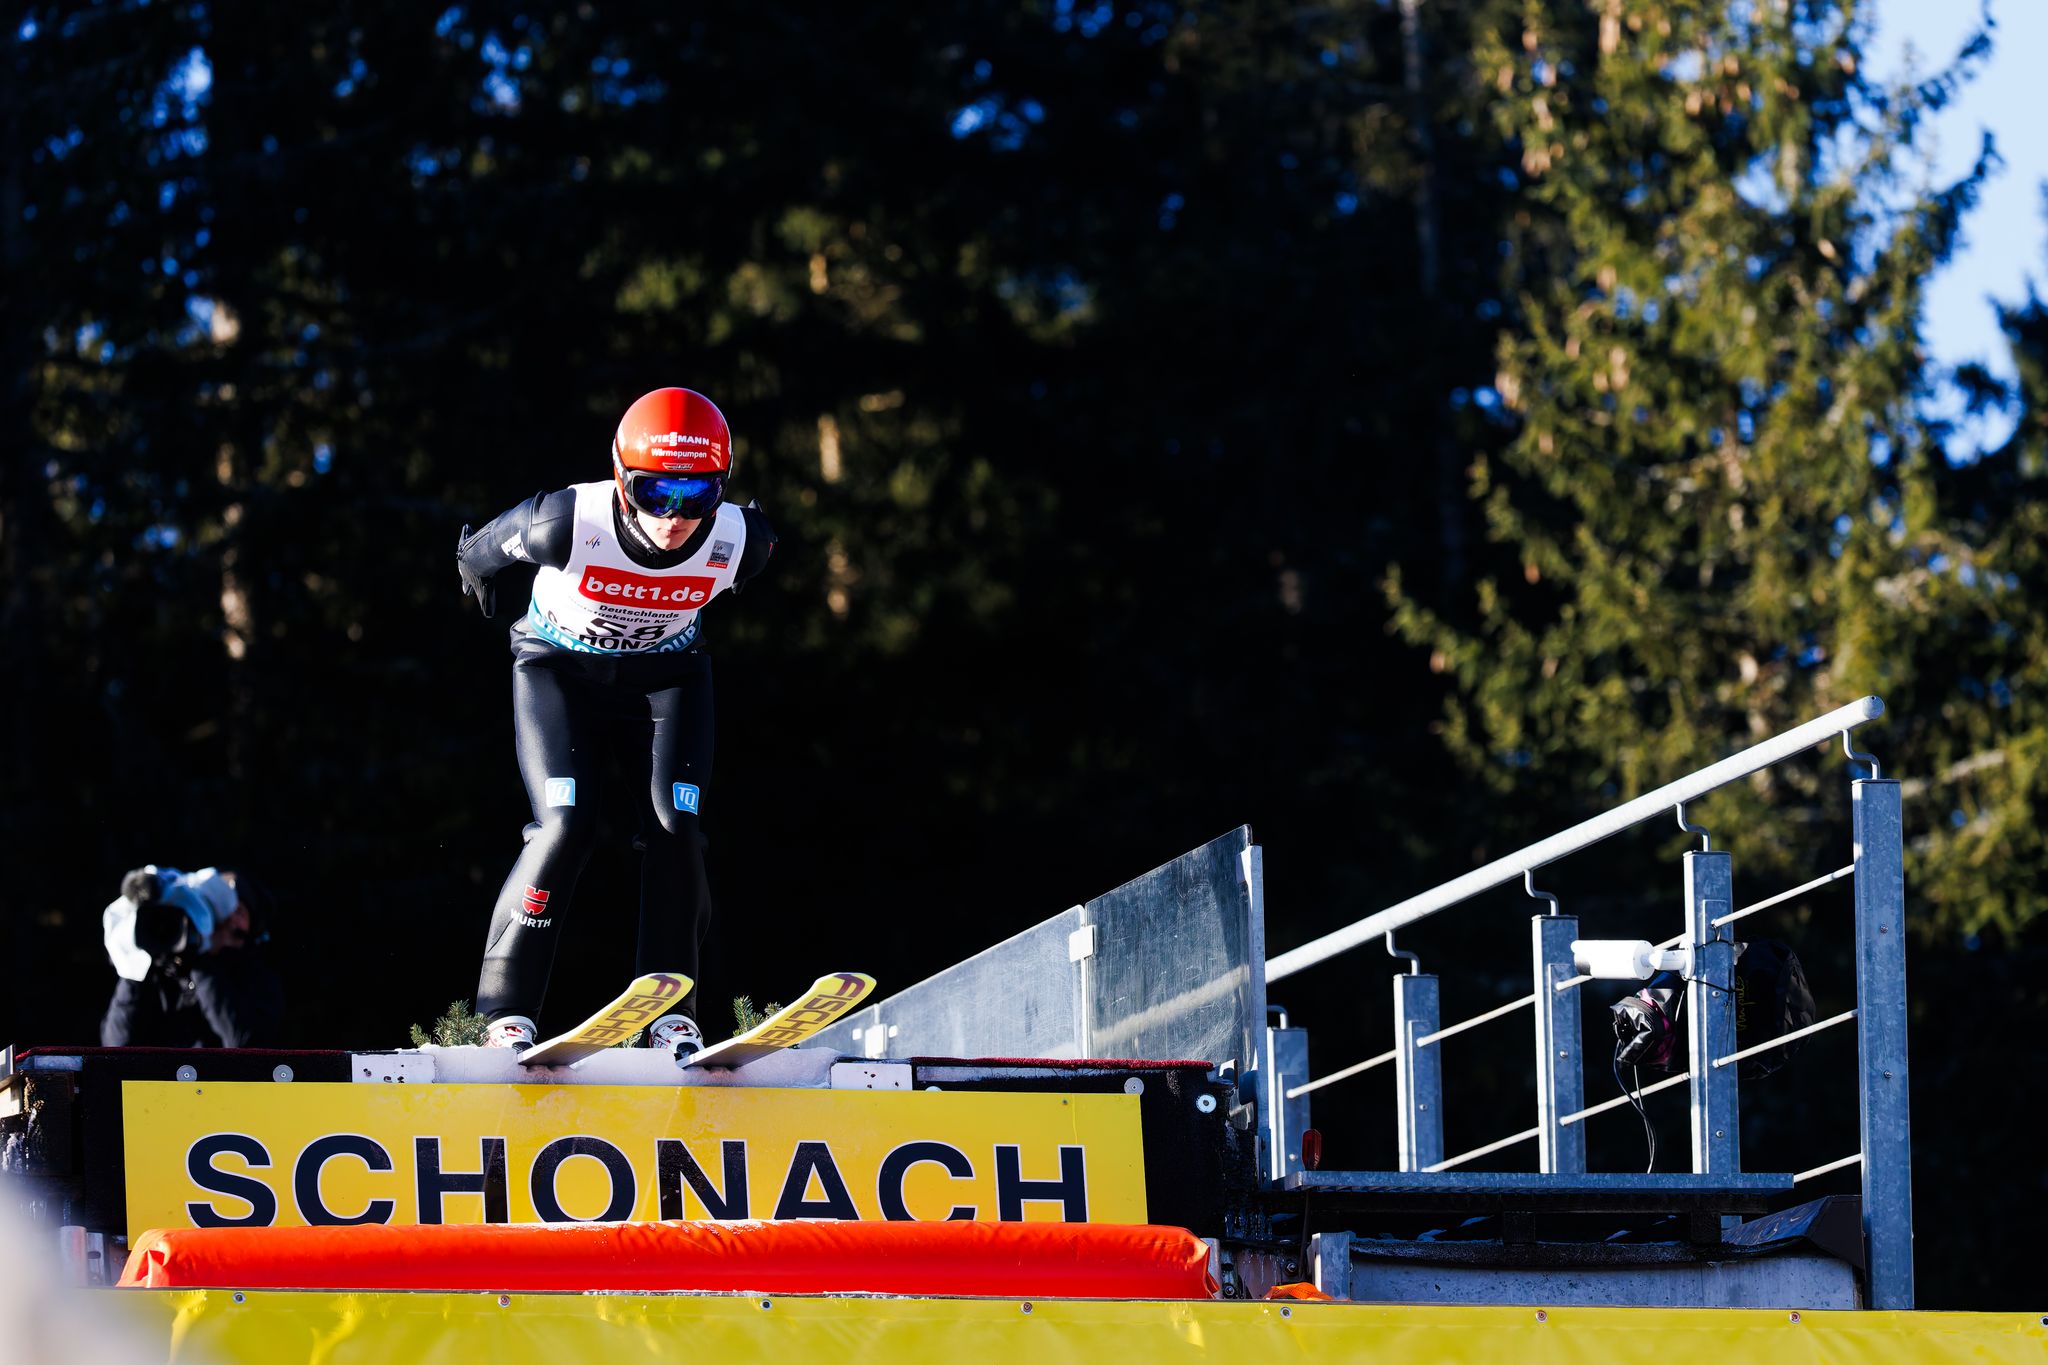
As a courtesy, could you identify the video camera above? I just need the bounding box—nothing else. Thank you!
[122,869,206,971]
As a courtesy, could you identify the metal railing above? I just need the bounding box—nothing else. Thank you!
[1262,696,1915,1309]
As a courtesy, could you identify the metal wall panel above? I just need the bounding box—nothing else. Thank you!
[814,828,1262,1069]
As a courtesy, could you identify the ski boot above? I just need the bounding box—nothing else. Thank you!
[484,1015,537,1054]
[648,1013,703,1064]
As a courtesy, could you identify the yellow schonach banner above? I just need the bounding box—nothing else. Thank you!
[121,1082,1146,1242]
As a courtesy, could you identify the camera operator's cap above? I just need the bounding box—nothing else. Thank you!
[169,869,238,946]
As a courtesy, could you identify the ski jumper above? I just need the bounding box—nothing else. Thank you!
[457,482,775,1028]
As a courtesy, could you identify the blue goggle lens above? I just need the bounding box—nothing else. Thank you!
[627,472,723,518]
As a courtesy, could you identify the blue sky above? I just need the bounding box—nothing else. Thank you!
[1872,0,2047,446]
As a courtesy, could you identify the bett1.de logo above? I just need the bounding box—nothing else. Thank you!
[579,565,714,611]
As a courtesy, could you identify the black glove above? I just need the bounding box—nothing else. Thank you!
[456,524,497,618]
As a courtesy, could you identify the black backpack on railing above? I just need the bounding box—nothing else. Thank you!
[1609,939,1815,1079]
[1730,939,1817,1080]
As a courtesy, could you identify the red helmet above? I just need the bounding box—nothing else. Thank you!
[612,388,732,520]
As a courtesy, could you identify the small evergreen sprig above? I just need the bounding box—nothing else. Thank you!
[732,995,783,1035]
[408,999,489,1047]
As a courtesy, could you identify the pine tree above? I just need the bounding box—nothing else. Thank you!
[1390,1,2010,922]
[1894,253,2048,938]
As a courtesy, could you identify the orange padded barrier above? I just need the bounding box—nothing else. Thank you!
[119,1220,1218,1299]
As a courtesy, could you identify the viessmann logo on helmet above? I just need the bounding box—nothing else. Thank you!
[627,429,724,472]
[579,565,716,611]
[639,430,723,455]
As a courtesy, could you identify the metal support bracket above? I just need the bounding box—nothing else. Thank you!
[1262,1023,1312,1185]
[1532,913,1586,1174]
[1309,1231,1355,1300]
[1685,850,1739,1177]
[1394,973,1444,1172]
[1853,777,1914,1308]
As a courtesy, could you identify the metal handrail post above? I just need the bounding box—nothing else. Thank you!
[1533,914,1586,1173]
[1394,973,1444,1172]
[1685,850,1740,1175]
[1853,777,1914,1307]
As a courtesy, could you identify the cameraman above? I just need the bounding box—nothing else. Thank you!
[99,867,284,1048]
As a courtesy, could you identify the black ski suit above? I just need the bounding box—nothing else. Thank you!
[456,488,775,1028]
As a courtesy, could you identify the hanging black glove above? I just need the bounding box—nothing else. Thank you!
[456,524,497,618]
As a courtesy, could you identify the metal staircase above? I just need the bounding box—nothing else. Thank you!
[810,696,1912,1308]
[1261,696,1911,1307]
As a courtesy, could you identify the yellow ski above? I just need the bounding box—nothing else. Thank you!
[519,971,694,1068]
[685,971,877,1070]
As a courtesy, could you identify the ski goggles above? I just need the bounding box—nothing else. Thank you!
[620,468,725,519]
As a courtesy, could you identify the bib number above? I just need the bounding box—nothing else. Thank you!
[583,618,667,648]
[541,610,674,653]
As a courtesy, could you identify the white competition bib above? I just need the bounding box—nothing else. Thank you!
[525,483,746,655]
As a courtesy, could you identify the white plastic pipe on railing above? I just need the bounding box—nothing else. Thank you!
[1267,696,1884,982]
[1555,864,1854,992]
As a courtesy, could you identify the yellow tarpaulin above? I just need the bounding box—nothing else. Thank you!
[101,1289,2048,1364]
